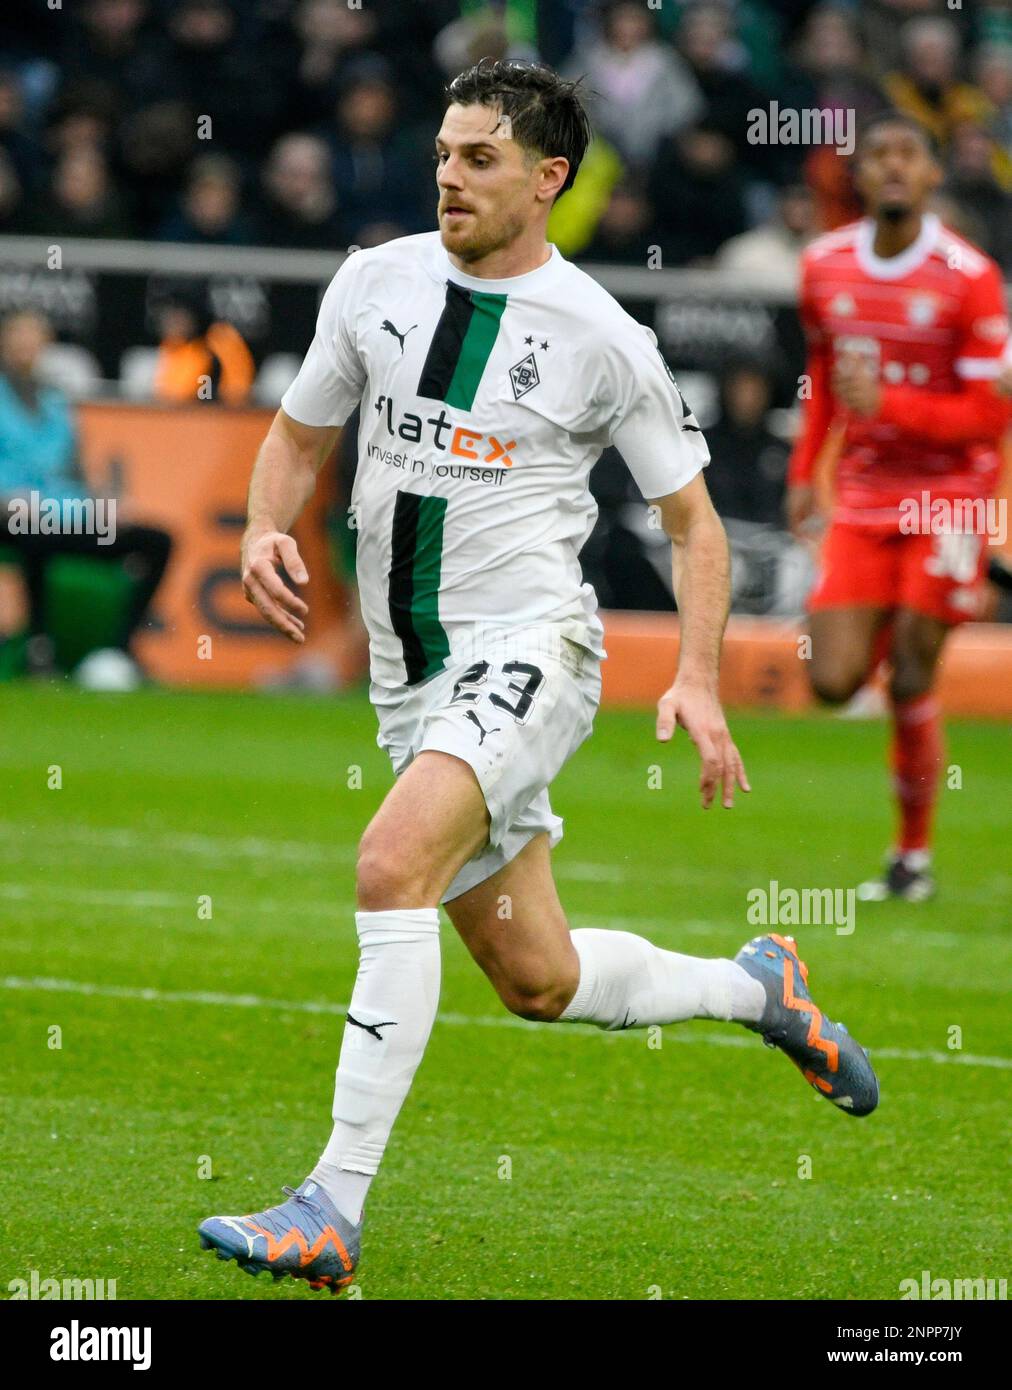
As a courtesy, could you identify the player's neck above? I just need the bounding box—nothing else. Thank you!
[871,211,924,260]
[447,232,553,281]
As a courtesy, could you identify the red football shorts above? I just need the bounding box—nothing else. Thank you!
[808,521,988,625]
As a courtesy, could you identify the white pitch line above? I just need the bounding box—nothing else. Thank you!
[0,882,981,949]
[0,820,745,889]
[2,974,1010,1070]
[2,819,1009,907]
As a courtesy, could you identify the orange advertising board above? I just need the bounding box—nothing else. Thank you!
[77,403,353,687]
[59,404,1012,712]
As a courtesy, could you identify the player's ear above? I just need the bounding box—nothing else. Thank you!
[537,155,569,203]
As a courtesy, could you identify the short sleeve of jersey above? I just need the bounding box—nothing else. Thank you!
[604,322,710,500]
[954,259,1009,381]
[281,253,367,426]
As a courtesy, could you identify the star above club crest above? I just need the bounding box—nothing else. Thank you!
[524,335,533,345]
[540,340,549,350]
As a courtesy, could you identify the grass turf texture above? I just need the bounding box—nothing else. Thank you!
[0,683,1008,1301]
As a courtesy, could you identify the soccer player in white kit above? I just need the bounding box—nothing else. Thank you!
[199,59,878,1294]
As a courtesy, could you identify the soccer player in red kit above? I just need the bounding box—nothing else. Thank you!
[787,112,1010,901]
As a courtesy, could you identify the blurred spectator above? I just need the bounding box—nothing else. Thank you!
[944,122,1012,270]
[284,0,382,130]
[0,308,173,679]
[254,133,342,249]
[324,63,431,244]
[794,5,889,231]
[0,69,43,196]
[883,18,992,153]
[973,42,1012,188]
[649,123,748,265]
[43,79,119,162]
[151,283,255,406]
[157,153,253,244]
[433,3,539,80]
[716,183,815,285]
[677,2,783,182]
[580,179,656,265]
[29,146,134,238]
[0,149,27,234]
[59,0,167,116]
[159,0,282,161]
[862,0,963,76]
[117,99,196,234]
[564,0,702,171]
[703,360,789,526]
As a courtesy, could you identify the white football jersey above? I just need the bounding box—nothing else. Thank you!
[282,231,709,689]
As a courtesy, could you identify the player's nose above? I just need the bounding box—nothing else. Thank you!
[436,156,464,189]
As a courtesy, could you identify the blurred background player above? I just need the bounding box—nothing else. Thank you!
[0,308,174,682]
[787,112,1010,902]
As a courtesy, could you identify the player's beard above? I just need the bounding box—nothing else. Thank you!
[879,203,911,223]
[440,204,526,265]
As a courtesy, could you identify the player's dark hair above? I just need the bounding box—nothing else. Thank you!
[858,111,940,161]
[445,57,592,199]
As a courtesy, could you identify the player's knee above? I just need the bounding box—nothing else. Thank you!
[355,835,425,910]
[497,963,578,1022]
[890,659,933,705]
[810,664,864,706]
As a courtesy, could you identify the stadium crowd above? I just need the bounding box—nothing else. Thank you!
[0,0,1009,271]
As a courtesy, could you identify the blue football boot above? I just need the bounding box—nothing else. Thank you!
[199,1179,360,1293]
[735,933,879,1116]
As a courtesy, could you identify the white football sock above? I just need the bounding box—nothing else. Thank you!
[310,907,440,1225]
[559,928,765,1030]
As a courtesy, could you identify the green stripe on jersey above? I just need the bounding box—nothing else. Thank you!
[388,491,451,685]
[444,290,507,410]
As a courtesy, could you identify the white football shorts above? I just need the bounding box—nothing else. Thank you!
[370,623,602,902]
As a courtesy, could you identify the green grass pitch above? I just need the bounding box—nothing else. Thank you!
[1,683,1008,1300]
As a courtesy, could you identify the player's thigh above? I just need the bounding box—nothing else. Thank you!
[807,605,891,703]
[357,750,491,909]
[889,607,950,702]
[443,830,577,1015]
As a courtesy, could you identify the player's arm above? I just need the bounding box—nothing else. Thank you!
[241,409,342,643]
[786,260,835,537]
[836,368,1011,441]
[241,253,366,641]
[651,474,750,810]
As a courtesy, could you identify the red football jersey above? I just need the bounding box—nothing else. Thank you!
[789,213,1010,523]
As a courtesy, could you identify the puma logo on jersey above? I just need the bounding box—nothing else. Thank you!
[380,320,417,354]
[464,710,500,745]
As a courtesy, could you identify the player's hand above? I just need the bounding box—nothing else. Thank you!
[656,677,750,809]
[832,352,880,416]
[786,482,821,540]
[996,362,1012,399]
[241,528,309,643]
